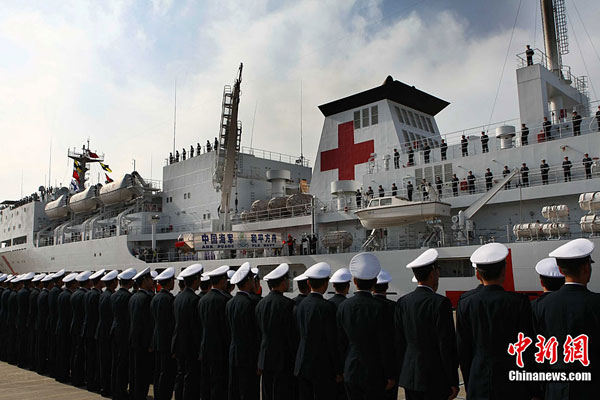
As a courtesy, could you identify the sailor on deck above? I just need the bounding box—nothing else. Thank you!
[151,267,176,400]
[55,272,79,383]
[198,265,231,400]
[226,262,261,400]
[16,272,34,368]
[172,264,203,400]
[293,273,310,306]
[396,249,459,400]
[111,267,136,400]
[71,270,92,387]
[47,269,65,377]
[534,239,600,398]
[456,243,537,399]
[329,268,351,308]
[255,263,297,400]
[97,270,118,397]
[27,274,44,370]
[337,253,396,400]
[36,273,54,374]
[82,269,105,392]
[294,262,341,400]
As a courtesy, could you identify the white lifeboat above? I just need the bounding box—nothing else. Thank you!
[99,174,141,205]
[355,196,451,229]
[44,194,70,220]
[69,185,102,214]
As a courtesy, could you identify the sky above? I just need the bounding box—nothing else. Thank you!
[1,0,599,200]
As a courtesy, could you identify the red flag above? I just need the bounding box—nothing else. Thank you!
[89,151,99,158]
[72,170,79,180]
[105,173,114,183]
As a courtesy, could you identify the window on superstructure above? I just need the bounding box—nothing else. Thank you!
[188,192,191,199]
[402,130,410,144]
[184,193,187,199]
[407,111,417,127]
[415,114,424,130]
[401,109,410,126]
[354,111,361,129]
[371,106,378,125]
[395,106,404,124]
[420,115,429,132]
[426,117,435,133]
[362,108,370,127]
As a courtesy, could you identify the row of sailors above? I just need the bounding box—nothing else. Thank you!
[0,237,597,400]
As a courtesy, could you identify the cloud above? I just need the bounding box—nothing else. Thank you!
[0,0,598,201]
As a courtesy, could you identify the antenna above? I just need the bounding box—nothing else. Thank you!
[250,101,257,149]
[300,79,304,163]
[172,80,177,156]
[48,137,52,188]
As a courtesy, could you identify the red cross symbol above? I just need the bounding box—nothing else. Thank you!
[320,121,374,180]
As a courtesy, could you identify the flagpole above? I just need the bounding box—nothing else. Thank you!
[172,80,177,156]
[48,137,52,188]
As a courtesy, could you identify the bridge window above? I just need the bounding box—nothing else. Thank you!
[354,111,361,129]
[407,111,417,127]
[371,106,378,125]
[395,106,404,124]
[402,130,409,143]
[426,117,435,132]
[362,108,370,127]
[420,115,429,132]
[415,114,423,130]
[401,109,410,126]
[12,235,27,245]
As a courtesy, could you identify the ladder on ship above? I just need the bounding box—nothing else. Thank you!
[213,84,242,193]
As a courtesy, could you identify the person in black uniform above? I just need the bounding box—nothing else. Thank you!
[338,253,395,400]
[378,185,385,198]
[540,160,550,185]
[398,249,459,400]
[466,171,476,194]
[47,270,65,377]
[15,273,32,368]
[502,165,511,189]
[451,174,459,197]
[393,149,400,169]
[198,265,231,400]
[293,274,310,306]
[190,145,194,158]
[456,243,537,399]
[520,163,529,187]
[355,189,361,209]
[583,153,593,179]
[328,268,351,400]
[36,274,54,374]
[562,156,572,181]
[206,140,212,152]
[434,177,443,198]
[97,270,118,397]
[0,276,11,362]
[71,271,92,387]
[295,262,342,400]
[543,116,552,141]
[440,139,447,161]
[521,123,529,145]
[55,272,79,383]
[256,263,297,400]
[7,277,21,365]
[391,183,398,197]
[199,274,212,298]
[406,181,413,201]
[461,135,468,157]
[372,270,399,400]
[480,131,489,153]
[484,168,493,191]
[596,105,600,131]
[182,148,186,161]
[407,146,414,166]
[0,274,7,362]
[172,264,203,400]
[83,270,105,392]
[534,238,600,398]
[175,150,180,162]
[525,45,534,65]
[226,263,261,400]
[572,111,582,136]
[197,142,202,155]
[27,274,43,370]
[111,268,136,400]
[531,258,564,323]
[16,272,33,368]
[129,267,155,400]
[151,267,176,400]
[423,143,431,164]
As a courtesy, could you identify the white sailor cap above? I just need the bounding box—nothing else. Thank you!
[470,243,509,267]
[376,269,392,284]
[407,249,439,269]
[76,270,92,281]
[200,275,210,282]
[0,273,7,282]
[230,263,251,285]
[63,272,79,283]
[176,272,184,281]
[155,267,175,281]
[264,263,289,281]
[251,267,259,276]
[42,273,54,282]
[180,263,203,279]
[226,269,235,280]
[411,275,418,283]
[206,265,230,277]
[32,273,46,282]
[6,274,14,282]
[349,253,381,280]
[21,272,35,281]
[118,268,137,280]
[549,238,595,261]
[151,270,158,279]
[535,258,564,278]
[293,273,308,282]
[133,267,151,280]
[304,262,331,279]
[101,270,118,281]
[90,269,105,280]
[53,269,66,279]
[330,268,351,284]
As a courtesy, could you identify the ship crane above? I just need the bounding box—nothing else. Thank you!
[213,63,243,231]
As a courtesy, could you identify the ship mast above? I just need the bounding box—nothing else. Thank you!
[67,141,104,192]
[540,0,569,75]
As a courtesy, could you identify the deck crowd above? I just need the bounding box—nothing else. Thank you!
[0,237,598,400]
